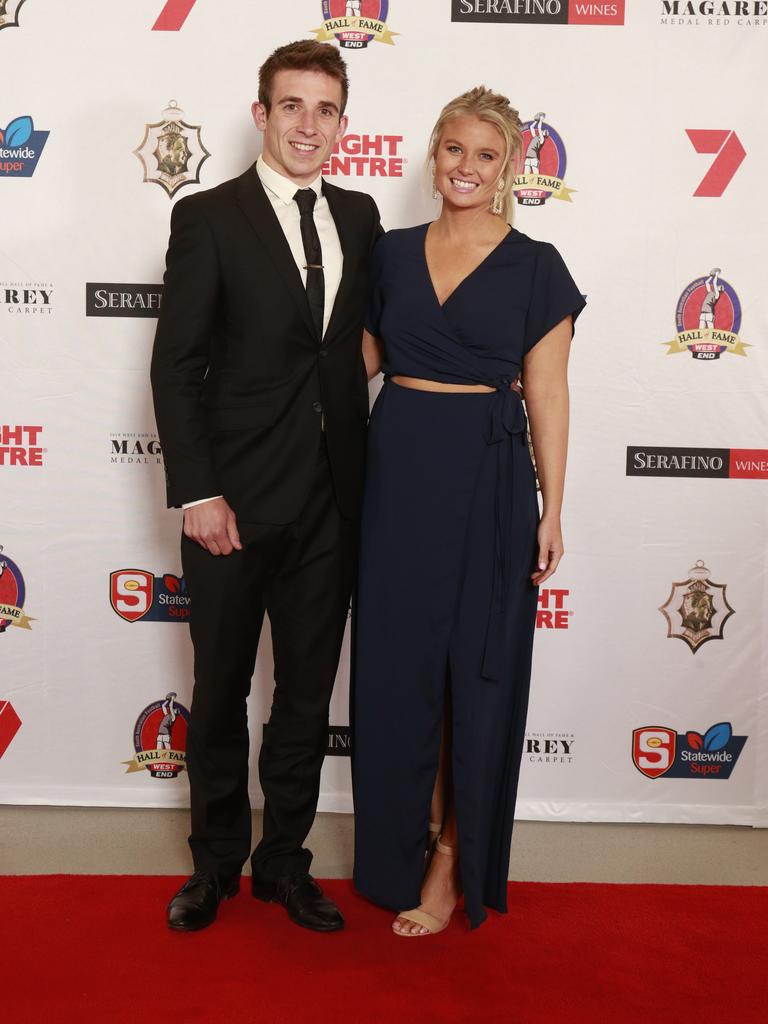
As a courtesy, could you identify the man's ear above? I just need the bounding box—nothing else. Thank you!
[335,114,349,145]
[252,101,268,131]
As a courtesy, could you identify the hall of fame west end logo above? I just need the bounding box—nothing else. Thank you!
[0,546,35,634]
[134,100,210,198]
[658,559,735,654]
[662,268,751,360]
[312,1,398,48]
[514,113,576,207]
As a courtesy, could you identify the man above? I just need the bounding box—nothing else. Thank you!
[699,267,723,330]
[524,112,548,176]
[151,40,381,933]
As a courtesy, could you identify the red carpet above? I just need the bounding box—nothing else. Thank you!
[1,877,765,1023]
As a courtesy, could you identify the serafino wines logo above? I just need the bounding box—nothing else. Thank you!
[686,129,745,196]
[633,722,747,780]
[0,700,22,759]
[514,114,575,207]
[313,1,399,49]
[0,1,27,32]
[536,588,572,629]
[110,570,190,623]
[0,425,45,467]
[152,0,198,30]
[0,115,49,177]
[134,101,210,199]
[123,694,190,779]
[323,134,404,177]
[662,268,749,360]
[658,560,734,654]
[452,1,625,24]
[0,547,34,633]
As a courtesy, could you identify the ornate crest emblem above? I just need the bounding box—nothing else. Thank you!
[513,113,575,207]
[658,560,735,653]
[662,268,751,360]
[0,0,26,32]
[632,727,676,779]
[313,1,398,49]
[134,101,210,198]
[0,546,34,633]
[110,569,154,623]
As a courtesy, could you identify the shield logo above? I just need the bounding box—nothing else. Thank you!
[110,569,154,623]
[659,560,735,653]
[633,727,676,779]
[134,101,211,198]
[0,0,26,31]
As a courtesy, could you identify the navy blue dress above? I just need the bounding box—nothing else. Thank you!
[352,223,585,928]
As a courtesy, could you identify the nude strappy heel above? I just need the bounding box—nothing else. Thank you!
[394,835,457,937]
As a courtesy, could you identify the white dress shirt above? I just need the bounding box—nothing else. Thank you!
[182,156,344,510]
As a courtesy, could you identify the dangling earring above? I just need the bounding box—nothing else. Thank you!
[491,178,505,216]
[432,173,440,201]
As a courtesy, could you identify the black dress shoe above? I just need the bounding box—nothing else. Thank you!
[251,872,344,932]
[167,870,240,931]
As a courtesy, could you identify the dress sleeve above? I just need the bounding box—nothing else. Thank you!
[523,242,586,354]
[365,233,387,337]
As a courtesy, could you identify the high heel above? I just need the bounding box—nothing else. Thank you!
[394,834,457,937]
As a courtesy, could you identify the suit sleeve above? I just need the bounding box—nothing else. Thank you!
[150,197,222,508]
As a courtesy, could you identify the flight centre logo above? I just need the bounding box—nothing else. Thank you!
[536,588,572,629]
[451,1,625,26]
[110,570,190,623]
[658,560,735,654]
[660,2,768,27]
[0,115,49,177]
[662,269,750,360]
[312,1,399,49]
[0,425,45,467]
[0,0,27,32]
[123,694,190,779]
[323,134,405,177]
[134,101,210,198]
[633,722,747,780]
[513,114,575,207]
[0,547,34,634]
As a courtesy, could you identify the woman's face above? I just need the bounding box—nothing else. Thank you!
[434,115,506,212]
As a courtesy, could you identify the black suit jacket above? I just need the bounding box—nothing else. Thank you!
[150,165,382,523]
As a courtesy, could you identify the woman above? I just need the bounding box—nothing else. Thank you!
[352,87,585,935]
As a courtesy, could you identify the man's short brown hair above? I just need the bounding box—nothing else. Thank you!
[259,41,350,116]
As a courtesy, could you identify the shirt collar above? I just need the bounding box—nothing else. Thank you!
[256,154,322,207]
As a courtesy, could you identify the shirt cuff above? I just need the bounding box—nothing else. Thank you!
[182,496,223,509]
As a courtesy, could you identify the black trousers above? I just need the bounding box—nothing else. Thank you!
[181,440,356,883]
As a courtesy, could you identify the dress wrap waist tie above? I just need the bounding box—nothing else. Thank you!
[481,379,529,681]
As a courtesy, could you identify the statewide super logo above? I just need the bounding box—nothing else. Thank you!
[313,1,398,48]
[633,722,747,780]
[662,268,750,360]
[134,101,210,198]
[123,694,190,779]
[0,0,26,32]
[658,560,734,654]
[0,546,34,633]
[514,114,575,206]
[110,570,190,623]
[0,115,49,177]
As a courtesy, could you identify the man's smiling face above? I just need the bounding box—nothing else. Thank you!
[252,69,348,186]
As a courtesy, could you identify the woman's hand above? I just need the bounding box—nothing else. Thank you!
[530,514,564,586]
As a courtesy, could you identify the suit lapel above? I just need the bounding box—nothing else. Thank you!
[235,166,316,340]
[323,180,359,344]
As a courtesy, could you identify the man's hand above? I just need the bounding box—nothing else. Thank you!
[183,497,242,556]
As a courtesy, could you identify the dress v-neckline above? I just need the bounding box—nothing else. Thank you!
[423,222,513,310]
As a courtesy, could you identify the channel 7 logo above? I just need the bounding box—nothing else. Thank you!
[152,0,198,30]
[686,129,745,198]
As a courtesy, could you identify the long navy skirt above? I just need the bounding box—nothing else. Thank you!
[352,379,540,929]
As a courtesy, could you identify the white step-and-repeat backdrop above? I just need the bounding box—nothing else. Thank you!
[2,1,766,826]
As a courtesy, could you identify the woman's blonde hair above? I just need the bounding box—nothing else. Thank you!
[427,86,524,223]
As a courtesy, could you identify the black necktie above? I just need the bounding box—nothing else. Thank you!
[294,188,325,340]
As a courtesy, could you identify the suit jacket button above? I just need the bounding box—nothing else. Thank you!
[319,350,327,358]
[313,402,323,413]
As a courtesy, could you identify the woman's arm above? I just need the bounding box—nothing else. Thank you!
[363,329,384,381]
[521,315,573,586]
